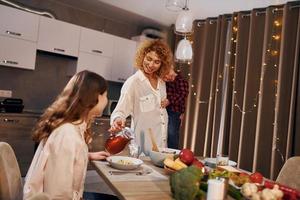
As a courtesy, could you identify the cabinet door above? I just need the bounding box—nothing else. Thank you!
[37,17,80,57]
[77,52,112,80]
[80,28,114,58]
[0,5,39,42]
[0,36,36,70]
[111,37,136,82]
[0,115,38,176]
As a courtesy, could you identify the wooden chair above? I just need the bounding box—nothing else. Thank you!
[276,156,300,191]
[0,142,51,200]
[0,142,23,200]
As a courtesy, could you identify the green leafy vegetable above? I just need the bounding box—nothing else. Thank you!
[170,166,204,200]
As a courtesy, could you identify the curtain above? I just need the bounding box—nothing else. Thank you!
[178,1,300,179]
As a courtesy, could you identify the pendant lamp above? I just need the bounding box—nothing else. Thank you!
[175,0,193,34]
[165,0,185,12]
[175,37,193,62]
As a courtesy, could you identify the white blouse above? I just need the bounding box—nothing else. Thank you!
[23,122,88,200]
[111,70,168,155]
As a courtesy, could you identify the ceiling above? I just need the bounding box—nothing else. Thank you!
[97,0,294,26]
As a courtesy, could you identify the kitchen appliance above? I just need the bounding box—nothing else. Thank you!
[0,98,24,113]
[103,100,118,116]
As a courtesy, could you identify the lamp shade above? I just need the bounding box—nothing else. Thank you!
[165,0,185,12]
[175,9,194,34]
[175,38,193,62]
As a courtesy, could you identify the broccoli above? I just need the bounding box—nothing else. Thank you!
[170,166,204,200]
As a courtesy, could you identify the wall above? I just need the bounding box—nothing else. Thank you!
[0,0,168,112]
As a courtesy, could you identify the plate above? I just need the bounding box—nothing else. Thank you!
[106,156,143,170]
[204,157,237,167]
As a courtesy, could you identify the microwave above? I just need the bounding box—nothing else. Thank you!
[103,100,118,116]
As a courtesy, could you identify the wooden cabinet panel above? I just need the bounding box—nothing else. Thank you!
[80,27,114,58]
[0,35,36,70]
[77,51,112,80]
[0,115,38,176]
[37,17,80,57]
[0,4,39,42]
[111,37,136,82]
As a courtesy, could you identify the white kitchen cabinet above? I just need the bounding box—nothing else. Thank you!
[37,17,80,57]
[0,36,36,70]
[77,52,112,80]
[80,27,114,58]
[111,37,136,82]
[0,5,39,42]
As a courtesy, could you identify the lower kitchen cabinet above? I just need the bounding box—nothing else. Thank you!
[0,114,39,176]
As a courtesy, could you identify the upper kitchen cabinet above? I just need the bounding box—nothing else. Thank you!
[111,37,136,82]
[77,52,112,80]
[0,5,39,42]
[0,35,36,70]
[37,17,80,57]
[80,28,114,58]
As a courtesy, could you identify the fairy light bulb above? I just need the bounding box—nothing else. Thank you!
[274,20,281,27]
[272,35,280,40]
[233,27,238,32]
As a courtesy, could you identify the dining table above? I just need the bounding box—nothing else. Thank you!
[91,157,173,200]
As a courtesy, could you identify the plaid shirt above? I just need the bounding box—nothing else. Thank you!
[166,73,189,114]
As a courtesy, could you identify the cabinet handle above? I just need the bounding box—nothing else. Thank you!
[3,60,18,65]
[94,121,104,126]
[6,30,22,37]
[118,78,126,81]
[92,50,103,54]
[54,48,65,52]
[3,118,19,123]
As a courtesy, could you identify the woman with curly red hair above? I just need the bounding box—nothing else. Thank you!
[110,39,173,155]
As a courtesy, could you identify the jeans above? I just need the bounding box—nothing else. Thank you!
[167,108,181,149]
[83,192,119,200]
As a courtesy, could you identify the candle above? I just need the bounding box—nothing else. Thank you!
[207,179,225,200]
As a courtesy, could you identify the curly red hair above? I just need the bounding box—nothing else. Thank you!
[135,39,173,78]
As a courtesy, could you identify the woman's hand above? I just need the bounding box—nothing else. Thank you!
[109,117,125,133]
[161,98,170,108]
[88,151,110,161]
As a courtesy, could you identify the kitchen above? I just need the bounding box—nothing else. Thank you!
[1,0,300,200]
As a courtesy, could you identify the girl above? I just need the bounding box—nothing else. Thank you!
[109,40,173,155]
[24,70,117,200]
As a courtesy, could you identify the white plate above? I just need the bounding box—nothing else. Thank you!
[106,156,143,170]
[204,157,237,167]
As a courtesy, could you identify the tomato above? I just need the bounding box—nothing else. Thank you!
[192,158,204,168]
[250,172,263,184]
[179,149,194,165]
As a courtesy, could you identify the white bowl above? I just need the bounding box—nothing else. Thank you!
[106,156,143,170]
[149,147,180,167]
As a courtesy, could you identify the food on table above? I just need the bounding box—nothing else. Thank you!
[209,168,230,179]
[241,182,258,198]
[163,157,187,171]
[117,159,133,165]
[192,158,205,169]
[170,166,204,200]
[250,172,264,184]
[264,180,300,200]
[229,172,251,187]
[179,148,195,165]
[241,184,284,200]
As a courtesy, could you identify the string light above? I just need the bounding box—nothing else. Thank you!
[272,35,280,40]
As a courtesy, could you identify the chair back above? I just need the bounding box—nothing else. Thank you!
[0,142,23,200]
[276,156,300,190]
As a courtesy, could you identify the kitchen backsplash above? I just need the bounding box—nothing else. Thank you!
[0,51,123,112]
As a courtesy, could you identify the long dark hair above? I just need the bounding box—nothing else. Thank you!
[33,70,107,144]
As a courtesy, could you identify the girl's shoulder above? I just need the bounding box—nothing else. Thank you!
[49,123,84,143]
